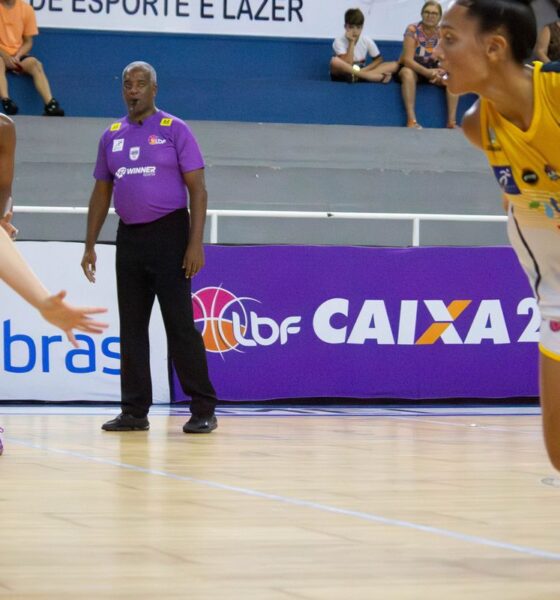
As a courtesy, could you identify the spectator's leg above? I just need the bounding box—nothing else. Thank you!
[358,60,400,83]
[19,57,53,104]
[330,56,355,79]
[0,60,10,100]
[446,88,459,128]
[399,67,420,127]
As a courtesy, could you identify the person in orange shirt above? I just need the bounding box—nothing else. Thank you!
[0,0,64,116]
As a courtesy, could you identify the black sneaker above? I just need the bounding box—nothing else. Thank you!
[102,413,149,431]
[43,98,64,117]
[183,415,218,434]
[2,98,18,115]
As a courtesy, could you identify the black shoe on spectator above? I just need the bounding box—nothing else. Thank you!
[102,413,150,431]
[183,415,218,434]
[2,98,18,115]
[43,98,64,117]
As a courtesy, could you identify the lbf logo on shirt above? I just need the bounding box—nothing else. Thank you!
[148,135,166,145]
[492,166,521,195]
[129,147,140,161]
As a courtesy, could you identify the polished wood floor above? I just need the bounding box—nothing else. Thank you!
[0,409,559,599]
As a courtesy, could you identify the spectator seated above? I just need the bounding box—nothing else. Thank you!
[5,28,475,127]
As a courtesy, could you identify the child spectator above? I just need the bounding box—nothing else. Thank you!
[330,8,399,83]
[0,0,64,116]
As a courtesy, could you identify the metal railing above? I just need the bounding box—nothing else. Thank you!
[14,206,508,247]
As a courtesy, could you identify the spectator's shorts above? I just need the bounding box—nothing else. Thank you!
[7,55,32,73]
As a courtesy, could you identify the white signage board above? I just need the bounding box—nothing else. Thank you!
[0,242,170,402]
[30,0,453,40]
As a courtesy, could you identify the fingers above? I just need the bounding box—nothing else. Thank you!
[81,252,97,283]
[82,261,96,283]
[80,307,108,315]
[75,322,109,334]
[65,330,79,349]
[184,263,201,279]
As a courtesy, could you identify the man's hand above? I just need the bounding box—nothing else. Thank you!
[182,242,205,279]
[81,248,97,283]
[1,54,19,71]
[0,211,17,239]
[38,290,108,348]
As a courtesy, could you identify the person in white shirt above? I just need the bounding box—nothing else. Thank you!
[330,8,399,83]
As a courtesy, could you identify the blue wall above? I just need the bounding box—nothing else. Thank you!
[5,29,475,127]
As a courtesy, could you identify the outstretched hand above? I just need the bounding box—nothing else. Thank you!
[38,290,108,347]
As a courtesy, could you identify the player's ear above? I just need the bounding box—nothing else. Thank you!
[486,33,508,64]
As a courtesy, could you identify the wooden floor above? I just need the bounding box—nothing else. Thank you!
[0,407,559,599]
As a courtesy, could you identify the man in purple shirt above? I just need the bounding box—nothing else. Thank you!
[81,61,217,434]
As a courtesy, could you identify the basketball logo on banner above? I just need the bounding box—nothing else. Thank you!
[192,286,254,355]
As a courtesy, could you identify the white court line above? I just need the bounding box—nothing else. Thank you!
[6,436,560,562]
[391,416,542,435]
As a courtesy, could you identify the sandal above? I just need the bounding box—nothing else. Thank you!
[406,119,423,129]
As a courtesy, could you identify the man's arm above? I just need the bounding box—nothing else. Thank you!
[14,36,33,62]
[0,115,15,217]
[535,26,552,64]
[400,36,440,80]
[81,180,113,283]
[182,168,208,278]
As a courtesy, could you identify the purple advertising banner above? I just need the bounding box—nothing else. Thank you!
[173,245,539,401]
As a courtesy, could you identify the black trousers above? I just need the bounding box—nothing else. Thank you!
[116,208,217,418]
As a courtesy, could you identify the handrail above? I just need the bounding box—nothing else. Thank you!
[13,206,507,247]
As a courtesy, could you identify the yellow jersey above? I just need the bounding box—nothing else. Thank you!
[480,61,560,231]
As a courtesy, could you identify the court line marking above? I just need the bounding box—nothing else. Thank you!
[6,436,560,562]
[390,416,541,435]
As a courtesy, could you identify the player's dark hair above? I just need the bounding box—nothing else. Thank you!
[345,8,365,27]
[421,1,443,18]
[456,0,536,63]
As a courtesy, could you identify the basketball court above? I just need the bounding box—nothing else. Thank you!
[1,403,558,599]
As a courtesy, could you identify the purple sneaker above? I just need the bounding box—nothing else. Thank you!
[0,427,3,455]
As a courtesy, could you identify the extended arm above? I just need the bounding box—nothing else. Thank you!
[0,227,107,346]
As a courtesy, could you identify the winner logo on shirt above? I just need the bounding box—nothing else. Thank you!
[115,166,157,180]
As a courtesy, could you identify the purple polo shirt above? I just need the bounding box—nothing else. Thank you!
[93,110,204,224]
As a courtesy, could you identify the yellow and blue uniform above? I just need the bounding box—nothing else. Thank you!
[480,61,560,359]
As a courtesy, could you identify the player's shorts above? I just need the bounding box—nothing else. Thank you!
[540,318,560,360]
[508,206,560,361]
